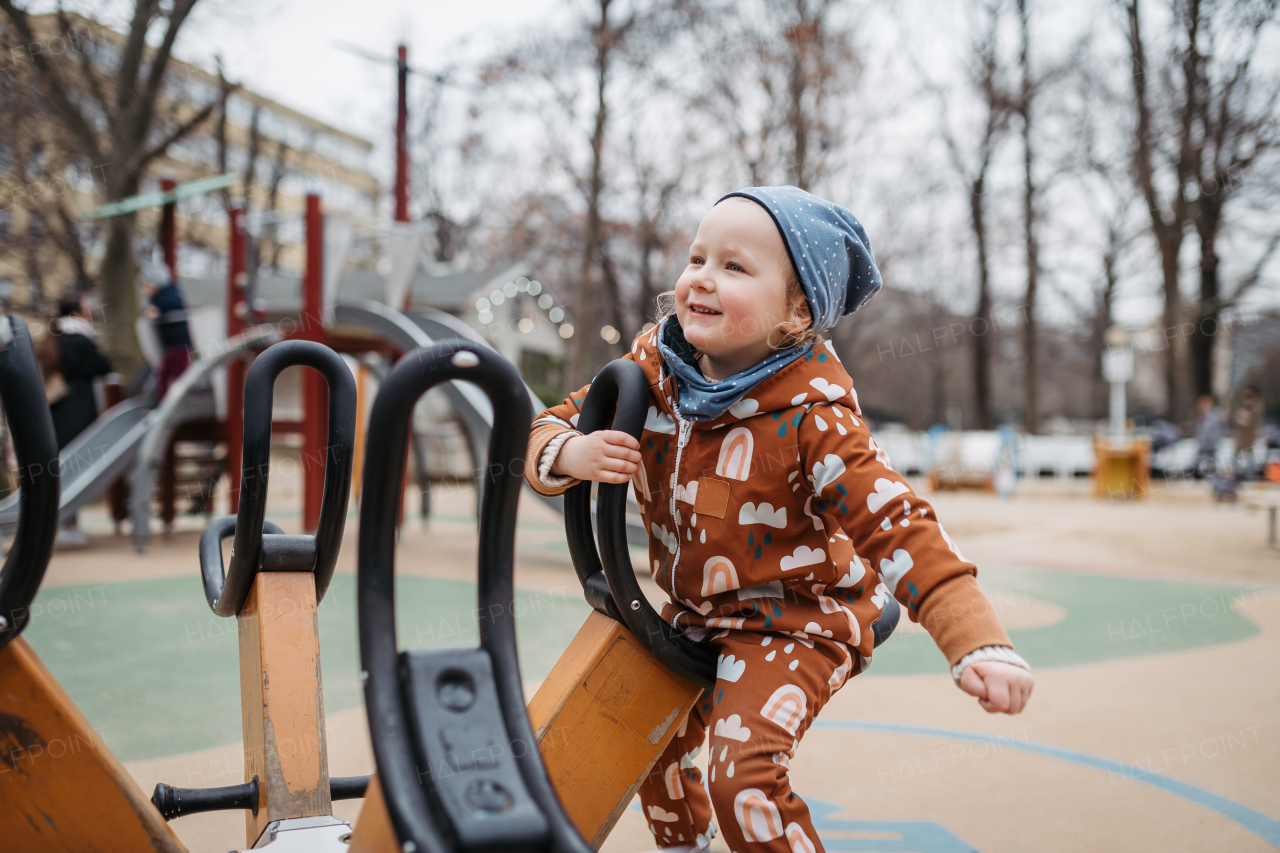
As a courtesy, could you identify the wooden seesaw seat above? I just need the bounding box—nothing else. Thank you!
[1,337,362,852]
[0,315,184,851]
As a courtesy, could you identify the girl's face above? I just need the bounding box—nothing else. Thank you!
[674,198,810,380]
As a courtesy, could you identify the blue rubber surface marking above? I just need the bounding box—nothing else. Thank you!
[629,797,982,852]
[815,719,1280,849]
[806,798,980,852]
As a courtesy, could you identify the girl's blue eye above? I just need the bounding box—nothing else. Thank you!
[727,263,743,272]
[691,257,705,265]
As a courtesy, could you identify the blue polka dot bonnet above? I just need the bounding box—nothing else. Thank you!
[718,186,882,332]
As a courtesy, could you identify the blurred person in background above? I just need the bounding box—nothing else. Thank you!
[48,295,112,548]
[142,264,192,401]
[1193,394,1225,478]
[1231,386,1264,480]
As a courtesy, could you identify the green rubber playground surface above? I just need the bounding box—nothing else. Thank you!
[21,567,1266,763]
[22,573,591,762]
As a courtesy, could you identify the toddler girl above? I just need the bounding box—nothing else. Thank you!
[524,186,1033,853]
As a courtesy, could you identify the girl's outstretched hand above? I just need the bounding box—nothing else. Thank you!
[552,431,641,484]
[959,661,1034,714]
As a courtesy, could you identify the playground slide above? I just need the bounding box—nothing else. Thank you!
[0,396,150,535]
[129,327,282,551]
[0,392,220,537]
[333,299,648,547]
[123,303,641,549]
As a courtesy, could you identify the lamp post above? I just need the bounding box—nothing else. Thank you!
[1102,326,1134,438]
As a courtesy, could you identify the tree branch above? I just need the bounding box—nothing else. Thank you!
[136,93,224,171]
[1222,230,1280,309]
[134,0,199,136]
[0,1,104,164]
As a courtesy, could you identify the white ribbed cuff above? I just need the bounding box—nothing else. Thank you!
[951,645,1030,685]
[537,430,581,488]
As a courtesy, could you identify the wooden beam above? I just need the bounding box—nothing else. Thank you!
[345,774,398,853]
[239,572,331,847]
[527,610,702,847]
[0,638,185,852]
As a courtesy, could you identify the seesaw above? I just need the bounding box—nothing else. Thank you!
[0,335,367,851]
[1,331,897,852]
[341,344,899,851]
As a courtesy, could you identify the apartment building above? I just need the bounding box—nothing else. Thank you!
[0,12,379,310]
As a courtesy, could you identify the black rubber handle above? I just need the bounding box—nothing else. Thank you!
[198,516,286,613]
[151,774,369,821]
[570,360,718,687]
[212,340,356,617]
[0,316,62,651]
[874,596,901,648]
[358,342,592,853]
[152,777,259,821]
[561,360,625,623]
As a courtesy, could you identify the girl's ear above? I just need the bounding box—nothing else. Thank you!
[787,299,812,333]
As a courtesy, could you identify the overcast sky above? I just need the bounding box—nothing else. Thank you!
[180,0,561,137]
[32,0,1275,325]
[54,0,565,180]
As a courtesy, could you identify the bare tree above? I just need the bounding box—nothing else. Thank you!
[481,0,706,386]
[1182,1,1280,400]
[0,2,220,375]
[933,1,1015,429]
[693,0,860,192]
[1015,0,1043,433]
[0,35,100,306]
[628,129,689,328]
[1123,0,1202,420]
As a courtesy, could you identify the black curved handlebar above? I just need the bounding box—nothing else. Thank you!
[568,360,719,687]
[0,316,61,651]
[358,342,593,853]
[208,340,355,617]
[199,516,289,611]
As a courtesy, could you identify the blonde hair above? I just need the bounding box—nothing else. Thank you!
[652,254,822,353]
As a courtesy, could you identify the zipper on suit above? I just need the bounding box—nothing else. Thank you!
[668,413,693,615]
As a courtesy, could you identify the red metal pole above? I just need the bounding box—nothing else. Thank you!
[160,177,178,280]
[226,205,248,513]
[395,44,410,225]
[105,376,128,533]
[302,194,328,533]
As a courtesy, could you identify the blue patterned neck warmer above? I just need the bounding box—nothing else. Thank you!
[656,316,811,422]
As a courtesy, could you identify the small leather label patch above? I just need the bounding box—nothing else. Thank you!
[694,477,730,519]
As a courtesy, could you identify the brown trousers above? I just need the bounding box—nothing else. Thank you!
[637,630,852,853]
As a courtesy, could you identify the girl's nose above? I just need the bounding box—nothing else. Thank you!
[689,267,715,292]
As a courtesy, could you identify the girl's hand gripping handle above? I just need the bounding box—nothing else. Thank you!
[552,430,641,484]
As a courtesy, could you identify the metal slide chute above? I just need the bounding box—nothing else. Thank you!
[334,298,647,545]
[129,326,282,551]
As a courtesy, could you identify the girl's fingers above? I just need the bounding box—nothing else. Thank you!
[601,444,642,463]
[600,430,640,450]
[985,676,1010,713]
[598,455,639,472]
[959,667,987,700]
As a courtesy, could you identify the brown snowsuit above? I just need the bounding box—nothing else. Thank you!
[525,327,1013,852]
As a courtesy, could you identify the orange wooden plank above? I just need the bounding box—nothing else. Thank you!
[527,610,703,847]
[239,572,332,846]
[0,637,186,852]
[346,774,398,853]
